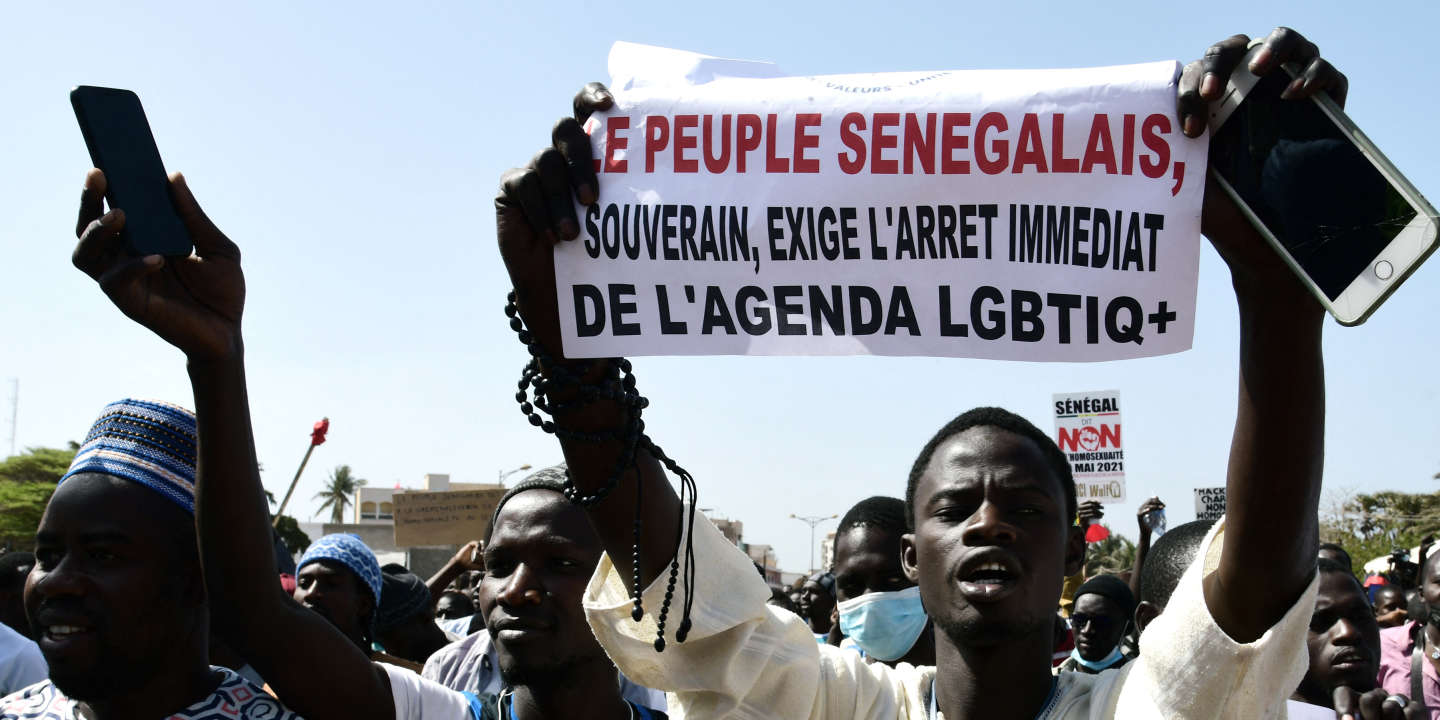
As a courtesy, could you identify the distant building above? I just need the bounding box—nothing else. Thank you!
[819,530,837,572]
[295,473,505,579]
[712,517,744,545]
[702,510,789,584]
[354,473,501,522]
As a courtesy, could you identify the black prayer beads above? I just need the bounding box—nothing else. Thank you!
[505,291,699,653]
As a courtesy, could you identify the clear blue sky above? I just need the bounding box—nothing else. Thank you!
[4,1,1438,571]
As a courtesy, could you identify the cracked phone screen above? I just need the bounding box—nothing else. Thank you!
[1209,71,1415,300]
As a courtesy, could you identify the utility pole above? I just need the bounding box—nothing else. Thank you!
[789,513,838,574]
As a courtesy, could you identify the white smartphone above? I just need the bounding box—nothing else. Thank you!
[1207,43,1439,325]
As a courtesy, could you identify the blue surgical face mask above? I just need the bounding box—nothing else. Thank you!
[1069,645,1125,672]
[837,586,928,662]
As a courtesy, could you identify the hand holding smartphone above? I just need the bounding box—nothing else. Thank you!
[1207,45,1439,325]
[70,86,193,257]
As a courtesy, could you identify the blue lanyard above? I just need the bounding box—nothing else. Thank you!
[928,676,1058,719]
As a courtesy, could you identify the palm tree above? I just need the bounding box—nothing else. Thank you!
[314,464,366,524]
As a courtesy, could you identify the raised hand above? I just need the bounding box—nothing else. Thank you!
[1332,687,1425,720]
[72,169,244,360]
[495,84,613,361]
[1177,27,1347,139]
[1176,27,1346,304]
[1136,497,1165,538]
[1076,499,1104,527]
[453,540,485,573]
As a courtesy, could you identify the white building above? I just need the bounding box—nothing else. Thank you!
[819,530,837,572]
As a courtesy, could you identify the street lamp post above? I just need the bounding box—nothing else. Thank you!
[498,464,532,486]
[789,513,838,574]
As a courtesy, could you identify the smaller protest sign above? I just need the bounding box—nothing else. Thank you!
[1054,390,1125,504]
[393,489,505,547]
[1194,487,1226,521]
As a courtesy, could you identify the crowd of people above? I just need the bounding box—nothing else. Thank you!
[0,23,1429,720]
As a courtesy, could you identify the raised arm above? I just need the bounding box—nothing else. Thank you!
[495,84,682,591]
[1128,497,1164,602]
[1176,27,1344,642]
[71,170,394,720]
[426,540,484,603]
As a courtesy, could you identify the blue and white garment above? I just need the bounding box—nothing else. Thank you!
[61,399,198,513]
[0,667,301,719]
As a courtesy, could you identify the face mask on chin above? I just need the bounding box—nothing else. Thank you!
[836,586,928,662]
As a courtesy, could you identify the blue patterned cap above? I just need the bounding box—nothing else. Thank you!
[61,399,198,514]
[298,534,382,607]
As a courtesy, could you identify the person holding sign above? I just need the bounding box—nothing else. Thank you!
[422,468,667,717]
[493,26,1345,720]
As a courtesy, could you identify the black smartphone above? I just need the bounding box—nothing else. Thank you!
[70,86,192,257]
[1207,45,1438,325]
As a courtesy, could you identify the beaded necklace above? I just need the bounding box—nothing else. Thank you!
[505,292,698,652]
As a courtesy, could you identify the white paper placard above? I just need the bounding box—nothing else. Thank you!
[1054,390,1126,504]
[555,42,1206,361]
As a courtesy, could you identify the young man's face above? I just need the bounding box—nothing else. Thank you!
[1372,586,1406,628]
[1299,571,1380,701]
[477,491,607,686]
[1071,593,1128,661]
[435,592,473,621]
[903,426,1082,650]
[27,474,203,701]
[797,580,836,626]
[832,526,910,603]
[295,560,370,643]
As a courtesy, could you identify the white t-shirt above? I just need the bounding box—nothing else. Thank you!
[381,661,477,719]
[0,625,44,698]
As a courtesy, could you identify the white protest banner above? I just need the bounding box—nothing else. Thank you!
[1194,487,1226,521]
[1053,390,1125,503]
[554,42,1207,361]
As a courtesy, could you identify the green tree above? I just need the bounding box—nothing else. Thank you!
[0,446,77,485]
[1083,525,1136,577]
[1320,487,1440,578]
[0,445,77,548]
[314,464,365,524]
[273,514,312,555]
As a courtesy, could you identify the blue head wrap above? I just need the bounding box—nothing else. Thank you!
[298,533,382,608]
[60,399,198,514]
